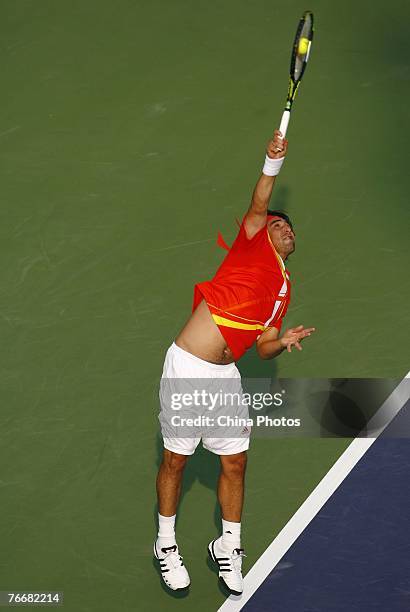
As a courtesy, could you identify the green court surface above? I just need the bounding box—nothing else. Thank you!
[1,1,409,610]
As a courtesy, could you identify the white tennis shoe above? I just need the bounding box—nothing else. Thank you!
[153,542,190,591]
[208,536,245,595]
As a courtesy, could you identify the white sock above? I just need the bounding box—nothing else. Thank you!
[156,513,177,550]
[221,518,241,551]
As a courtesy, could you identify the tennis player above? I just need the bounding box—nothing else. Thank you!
[154,131,315,594]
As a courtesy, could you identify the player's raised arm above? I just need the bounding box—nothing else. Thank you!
[244,131,289,239]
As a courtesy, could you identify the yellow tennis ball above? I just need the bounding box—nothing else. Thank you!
[298,37,309,55]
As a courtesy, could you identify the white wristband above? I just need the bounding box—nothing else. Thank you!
[262,154,284,176]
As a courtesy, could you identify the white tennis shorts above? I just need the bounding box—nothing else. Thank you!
[158,343,250,456]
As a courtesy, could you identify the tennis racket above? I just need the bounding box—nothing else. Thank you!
[278,11,314,138]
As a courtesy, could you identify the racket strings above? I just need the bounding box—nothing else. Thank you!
[292,13,313,82]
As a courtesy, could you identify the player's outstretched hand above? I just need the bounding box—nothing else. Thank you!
[267,130,289,160]
[280,325,315,353]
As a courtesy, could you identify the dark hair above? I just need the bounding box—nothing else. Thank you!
[267,210,293,230]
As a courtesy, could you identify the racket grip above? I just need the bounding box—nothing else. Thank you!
[279,110,290,138]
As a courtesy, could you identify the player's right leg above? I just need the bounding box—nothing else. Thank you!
[156,342,206,590]
[154,449,191,591]
[156,449,187,520]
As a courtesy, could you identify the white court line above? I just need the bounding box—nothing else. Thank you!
[218,373,410,612]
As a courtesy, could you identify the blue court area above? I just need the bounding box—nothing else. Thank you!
[244,403,410,612]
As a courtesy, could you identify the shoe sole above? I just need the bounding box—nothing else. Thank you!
[172,586,190,592]
[207,542,242,596]
[157,569,190,592]
[153,544,190,591]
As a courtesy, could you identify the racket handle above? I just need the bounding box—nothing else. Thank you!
[279,110,290,138]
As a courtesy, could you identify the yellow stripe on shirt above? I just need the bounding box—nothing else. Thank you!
[212,314,267,331]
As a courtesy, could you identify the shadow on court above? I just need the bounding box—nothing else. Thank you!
[307,379,401,437]
[270,184,292,215]
[237,346,279,379]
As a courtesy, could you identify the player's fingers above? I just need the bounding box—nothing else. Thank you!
[272,133,284,154]
[295,342,303,351]
[287,343,292,353]
[273,144,283,152]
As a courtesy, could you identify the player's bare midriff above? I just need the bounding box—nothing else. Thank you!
[175,299,235,365]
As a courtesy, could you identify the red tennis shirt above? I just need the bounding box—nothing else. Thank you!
[192,217,291,361]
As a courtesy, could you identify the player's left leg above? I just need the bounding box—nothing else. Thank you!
[218,451,247,524]
[207,450,248,595]
[202,364,250,594]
